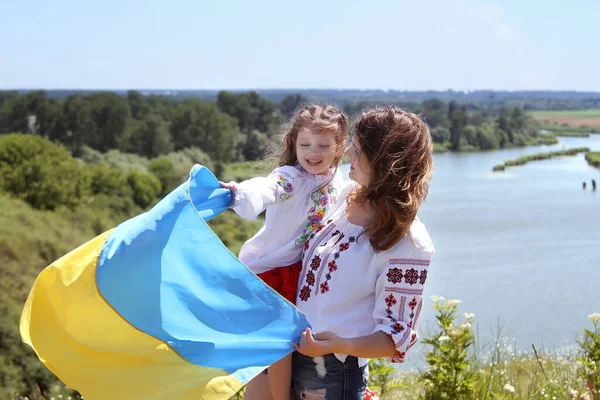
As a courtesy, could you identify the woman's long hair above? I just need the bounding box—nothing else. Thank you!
[351,106,434,252]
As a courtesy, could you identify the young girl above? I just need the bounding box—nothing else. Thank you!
[220,104,348,400]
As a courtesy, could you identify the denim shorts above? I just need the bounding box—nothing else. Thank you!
[292,352,368,400]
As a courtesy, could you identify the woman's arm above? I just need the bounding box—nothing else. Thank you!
[294,328,396,359]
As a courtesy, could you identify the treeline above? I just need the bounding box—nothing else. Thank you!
[409,99,545,151]
[1,90,546,161]
[0,90,308,170]
[14,89,600,111]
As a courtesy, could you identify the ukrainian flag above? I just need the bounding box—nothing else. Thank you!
[20,165,309,400]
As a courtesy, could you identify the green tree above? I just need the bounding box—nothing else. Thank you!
[430,126,451,144]
[462,125,479,147]
[421,99,449,128]
[127,90,151,120]
[496,108,512,144]
[448,101,467,151]
[126,115,173,158]
[51,94,96,154]
[83,92,131,152]
[477,125,499,150]
[217,91,281,135]
[240,129,268,161]
[280,94,306,117]
[148,157,182,196]
[171,99,238,162]
[0,91,60,137]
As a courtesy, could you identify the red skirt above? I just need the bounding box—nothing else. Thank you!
[257,261,302,305]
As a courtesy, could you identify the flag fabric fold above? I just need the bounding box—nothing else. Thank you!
[20,164,309,400]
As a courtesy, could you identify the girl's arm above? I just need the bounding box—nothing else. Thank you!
[224,166,299,220]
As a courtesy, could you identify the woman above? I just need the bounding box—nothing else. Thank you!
[292,106,435,400]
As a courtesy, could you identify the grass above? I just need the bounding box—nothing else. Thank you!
[492,147,590,171]
[585,151,600,169]
[374,352,584,400]
[532,133,559,145]
[221,160,275,182]
[531,109,600,118]
[531,109,600,134]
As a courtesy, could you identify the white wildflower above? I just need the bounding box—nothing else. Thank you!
[446,299,462,306]
[439,335,450,342]
[588,313,600,323]
[431,295,445,303]
[503,383,515,393]
[464,313,475,319]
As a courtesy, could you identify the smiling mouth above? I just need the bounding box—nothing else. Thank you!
[306,159,323,166]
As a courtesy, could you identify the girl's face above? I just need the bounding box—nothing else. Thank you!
[295,129,338,175]
[345,138,372,186]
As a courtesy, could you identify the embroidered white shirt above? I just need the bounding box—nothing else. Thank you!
[232,165,344,275]
[296,195,434,367]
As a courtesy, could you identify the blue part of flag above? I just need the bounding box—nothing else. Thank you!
[96,165,309,384]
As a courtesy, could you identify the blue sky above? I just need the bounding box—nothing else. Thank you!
[1,0,598,91]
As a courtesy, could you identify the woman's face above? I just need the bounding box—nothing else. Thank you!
[345,138,372,186]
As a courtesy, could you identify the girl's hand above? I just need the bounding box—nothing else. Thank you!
[219,181,238,195]
[293,328,347,357]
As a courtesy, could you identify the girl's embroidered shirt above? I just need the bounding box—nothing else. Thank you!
[232,165,344,274]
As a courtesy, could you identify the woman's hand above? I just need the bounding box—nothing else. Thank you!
[293,328,347,357]
[219,180,238,195]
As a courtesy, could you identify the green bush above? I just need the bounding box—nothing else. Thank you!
[577,314,600,399]
[125,170,162,209]
[148,157,184,196]
[81,163,132,197]
[585,151,600,169]
[420,297,477,400]
[0,133,84,210]
[493,147,590,172]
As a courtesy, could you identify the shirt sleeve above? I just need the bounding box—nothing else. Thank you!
[231,166,300,220]
[371,234,433,363]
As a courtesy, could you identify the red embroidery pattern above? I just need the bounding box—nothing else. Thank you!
[328,260,337,272]
[390,258,430,266]
[385,294,397,308]
[380,258,429,363]
[298,219,336,303]
[386,267,428,286]
[404,269,419,285]
[306,271,315,286]
[310,255,321,270]
[383,291,422,363]
[299,286,311,302]
[314,233,355,297]
[386,268,403,284]
[385,286,424,296]
[419,269,427,284]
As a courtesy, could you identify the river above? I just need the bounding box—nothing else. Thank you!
[342,135,600,367]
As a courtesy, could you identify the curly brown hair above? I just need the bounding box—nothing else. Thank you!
[352,106,434,252]
[278,104,348,168]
